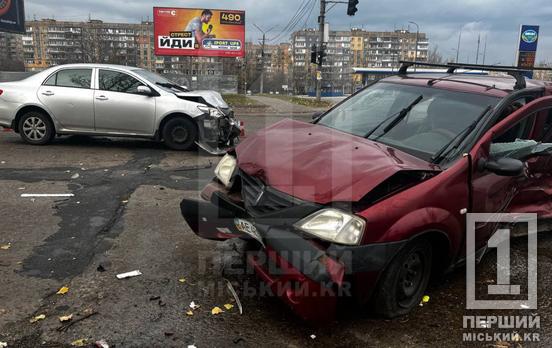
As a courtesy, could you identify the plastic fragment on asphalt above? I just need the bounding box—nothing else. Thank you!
[30,314,46,323]
[189,301,200,310]
[95,339,109,348]
[188,345,197,348]
[178,278,186,283]
[0,341,7,348]
[310,334,316,340]
[21,194,74,198]
[71,173,80,179]
[211,307,223,315]
[71,339,87,347]
[223,304,234,310]
[59,314,73,322]
[225,279,243,315]
[520,304,530,309]
[57,286,70,295]
[0,243,11,250]
[116,270,142,279]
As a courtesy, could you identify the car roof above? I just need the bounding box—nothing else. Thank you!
[382,73,552,98]
[47,63,142,72]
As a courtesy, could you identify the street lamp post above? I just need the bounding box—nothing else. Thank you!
[409,21,419,64]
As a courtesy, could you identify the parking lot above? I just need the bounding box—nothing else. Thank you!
[1,111,552,347]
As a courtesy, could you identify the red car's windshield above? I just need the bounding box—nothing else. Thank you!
[317,82,501,161]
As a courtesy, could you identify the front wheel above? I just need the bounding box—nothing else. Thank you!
[162,117,198,151]
[18,111,55,145]
[372,238,433,318]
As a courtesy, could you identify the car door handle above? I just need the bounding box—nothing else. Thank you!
[41,91,55,96]
[96,95,109,101]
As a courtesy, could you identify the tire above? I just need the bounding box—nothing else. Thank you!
[162,117,198,151]
[18,111,55,145]
[372,238,433,318]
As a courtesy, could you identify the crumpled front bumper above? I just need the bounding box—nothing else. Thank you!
[180,183,406,320]
[195,112,241,155]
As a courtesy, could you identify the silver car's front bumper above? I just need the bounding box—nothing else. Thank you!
[195,111,241,155]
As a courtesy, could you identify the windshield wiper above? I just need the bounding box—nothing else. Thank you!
[156,82,188,92]
[366,95,424,140]
[431,105,493,164]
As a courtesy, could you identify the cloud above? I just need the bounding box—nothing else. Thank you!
[25,0,552,65]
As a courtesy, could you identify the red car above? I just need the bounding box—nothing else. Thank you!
[181,62,552,320]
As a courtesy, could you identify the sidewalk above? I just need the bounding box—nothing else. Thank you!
[238,95,328,115]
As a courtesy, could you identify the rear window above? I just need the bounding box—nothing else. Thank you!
[43,69,92,89]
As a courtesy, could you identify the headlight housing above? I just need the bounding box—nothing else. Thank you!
[198,105,225,118]
[294,209,365,245]
[214,154,237,188]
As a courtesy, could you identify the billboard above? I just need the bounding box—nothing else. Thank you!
[516,25,540,78]
[154,7,245,58]
[0,0,25,34]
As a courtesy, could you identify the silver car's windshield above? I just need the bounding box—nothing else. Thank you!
[132,69,189,93]
[317,82,500,161]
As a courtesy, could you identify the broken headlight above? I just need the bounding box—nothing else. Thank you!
[214,154,237,188]
[198,105,225,118]
[294,209,365,246]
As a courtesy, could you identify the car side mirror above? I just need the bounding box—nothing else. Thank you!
[480,157,525,177]
[312,111,324,121]
[137,86,153,96]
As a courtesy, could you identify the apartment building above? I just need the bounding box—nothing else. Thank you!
[291,28,429,94]
[291,28,352,96]
[0,31,24,70]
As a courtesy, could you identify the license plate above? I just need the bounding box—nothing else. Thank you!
[234,218,265,247]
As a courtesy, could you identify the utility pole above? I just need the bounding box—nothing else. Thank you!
[482,35,487,65]
[316,0,326,101]
[409,21,419,71]
[456,30,462,63]
[253,24,276,95]
[476,34,481,64]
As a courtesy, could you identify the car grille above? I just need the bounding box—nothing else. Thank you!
[240,171,296,216]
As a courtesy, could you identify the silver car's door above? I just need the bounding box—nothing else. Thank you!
[37,68,95,131]
[94,69,156,135]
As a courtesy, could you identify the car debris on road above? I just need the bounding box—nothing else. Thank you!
[116,270,142,279]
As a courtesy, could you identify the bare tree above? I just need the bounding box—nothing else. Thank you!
[427,45,444,64]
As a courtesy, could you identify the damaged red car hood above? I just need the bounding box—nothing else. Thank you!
[236,119,439,204]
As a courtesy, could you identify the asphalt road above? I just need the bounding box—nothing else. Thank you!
[1,113,552,347]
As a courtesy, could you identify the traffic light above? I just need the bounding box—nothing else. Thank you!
[317,45,327,66]
[347,0,359,16]
[311,44,318,64]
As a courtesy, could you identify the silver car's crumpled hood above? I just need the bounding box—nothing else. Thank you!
[174,90,229,109]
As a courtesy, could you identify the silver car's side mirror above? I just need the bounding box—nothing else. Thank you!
[137,85,153,96]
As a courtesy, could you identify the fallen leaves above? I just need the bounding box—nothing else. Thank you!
[30,314,46,323]
[211,307,223,315]
[186,310,194,316]
[59,314,73,322]
[71,338,87,347]
[0,243,11,250]
[57,286,70,295]
[178,278,187,283]
[223,303,234,310]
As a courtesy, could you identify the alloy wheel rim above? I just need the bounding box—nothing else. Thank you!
[22,117,47,141]
[172,126,189,143]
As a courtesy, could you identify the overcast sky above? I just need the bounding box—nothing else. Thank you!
[25,0,552,65]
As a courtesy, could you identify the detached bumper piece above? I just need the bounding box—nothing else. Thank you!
[196,113,241,155]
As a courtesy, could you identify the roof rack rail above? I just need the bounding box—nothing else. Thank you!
[398,60,552,90]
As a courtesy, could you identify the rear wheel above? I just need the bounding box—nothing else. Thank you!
[162,117,198,151]
[18,111,55,145]
[372,238,433,318]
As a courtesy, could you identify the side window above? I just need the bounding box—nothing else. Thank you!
[490,113,537,159]
[99,70,144,94]
[43,69,92,89]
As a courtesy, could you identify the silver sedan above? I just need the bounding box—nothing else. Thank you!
[0,64,241,154]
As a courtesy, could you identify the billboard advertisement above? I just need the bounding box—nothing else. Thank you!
[0,0,25,34]
[154,7,245,58]
[516,25,540,78]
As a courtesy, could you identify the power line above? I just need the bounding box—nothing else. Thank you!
[269,0,315,43]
